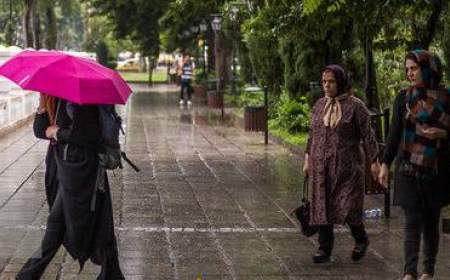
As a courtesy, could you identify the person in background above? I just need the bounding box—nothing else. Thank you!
[179,54,195,106]
[378,50,450,280]
[168,61,177,84]
[303,64,379,264]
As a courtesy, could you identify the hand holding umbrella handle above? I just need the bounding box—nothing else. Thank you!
[45,125,59,140]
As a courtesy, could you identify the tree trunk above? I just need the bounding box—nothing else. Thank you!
[45,6,57,49]
[5,0,14,45]
[422,0,444,49]
[22,0,35,48]
[443,3,450,82]
[410,0,444,49]
[364,35,383,141]
[215,32,232,92]
[148,56,154,86]
[207,32,215,74]
[139,56,147,72]
[32,0,41,49]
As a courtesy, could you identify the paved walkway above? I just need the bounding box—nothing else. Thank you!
[0,84,449,280]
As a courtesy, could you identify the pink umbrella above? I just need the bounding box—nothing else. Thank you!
[0,50,132,104]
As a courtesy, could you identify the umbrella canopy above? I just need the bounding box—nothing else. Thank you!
[0,50,132,104]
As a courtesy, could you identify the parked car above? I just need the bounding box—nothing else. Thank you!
[117,58,140,72]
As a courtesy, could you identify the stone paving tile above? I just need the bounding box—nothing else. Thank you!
[1,85,450,279]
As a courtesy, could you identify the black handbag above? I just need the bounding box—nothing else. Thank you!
[291,175,318,237]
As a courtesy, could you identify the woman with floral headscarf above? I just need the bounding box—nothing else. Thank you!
[303,64,379,264]
[379,50,450,280]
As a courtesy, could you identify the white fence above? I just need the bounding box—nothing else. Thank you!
[0,47,96,132]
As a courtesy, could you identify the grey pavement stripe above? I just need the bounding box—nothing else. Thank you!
[0,224,393,235]
[0,225,298,232]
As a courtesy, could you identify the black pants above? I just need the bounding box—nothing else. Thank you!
[16,192,124,280]
[403,206,441,278]
[180,79,192,101]
[318,224,368,256]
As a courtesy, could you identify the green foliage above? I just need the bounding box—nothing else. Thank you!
[375,49,410,109]
[88,0,169,58]
[268,125,308,147]
[95,40,116,69]
[271,91,311,134]
[159,0,218,53]
[242,6,283,95]
[305,83,323,108]
[275,0,357,99]
[239,91,265,107]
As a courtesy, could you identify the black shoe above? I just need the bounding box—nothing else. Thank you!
[352,239,369,261]
[312,249,331,263]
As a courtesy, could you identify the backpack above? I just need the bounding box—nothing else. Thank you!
[97,105,140,172]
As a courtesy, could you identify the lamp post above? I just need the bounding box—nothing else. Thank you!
[229,5,240,96]
[210,13,223,119]
[199,21,208,78]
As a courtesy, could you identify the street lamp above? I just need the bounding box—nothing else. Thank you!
[210,13,224,118]
[182,30,190,38]
[210,14,222,34]
[190,26,199,33]
[229,5,240,96]
[230,5,239,21]
[199,21,208,77]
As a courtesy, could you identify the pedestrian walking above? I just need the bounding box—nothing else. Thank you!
[17,96,124,280]
[303,64,379,263]
[168,61,177,84]
[179,55,195,106]
[378,50,450,280]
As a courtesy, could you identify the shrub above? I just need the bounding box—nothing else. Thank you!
[272,91,310,133]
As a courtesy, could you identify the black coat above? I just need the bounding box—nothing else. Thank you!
[33,99,121,271]
[382,91,450,208]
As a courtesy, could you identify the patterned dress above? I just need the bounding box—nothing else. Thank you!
[306,96,378,225]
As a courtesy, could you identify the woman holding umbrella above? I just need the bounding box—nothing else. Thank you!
[0,51,131,279]
[17,94,125,279]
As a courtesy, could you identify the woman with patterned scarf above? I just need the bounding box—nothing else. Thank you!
[379,50,450,280]
[303,64,379,264]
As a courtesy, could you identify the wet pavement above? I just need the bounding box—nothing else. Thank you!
[0,84,449,280]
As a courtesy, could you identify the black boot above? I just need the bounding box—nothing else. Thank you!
[312,249,331,263]
[350,223,369,262]
[351,239,369,261]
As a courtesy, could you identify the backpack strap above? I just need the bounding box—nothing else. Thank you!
[121,151,140,172]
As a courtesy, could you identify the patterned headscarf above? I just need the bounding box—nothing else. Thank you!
[322,64,349,128]
[401,50,450,174]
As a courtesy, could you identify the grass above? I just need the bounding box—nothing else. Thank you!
[119,69,167,83]
[268,123,308,147]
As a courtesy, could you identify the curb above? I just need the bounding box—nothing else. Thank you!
[0,114,34,138]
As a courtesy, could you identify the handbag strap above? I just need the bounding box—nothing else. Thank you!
[302,175,309,201]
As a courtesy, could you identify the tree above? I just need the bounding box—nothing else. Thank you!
[39,0,57,49]
[22,0,35,47]
[160,0,221,72]
[0,0,22,46]
[88,0,170,84]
